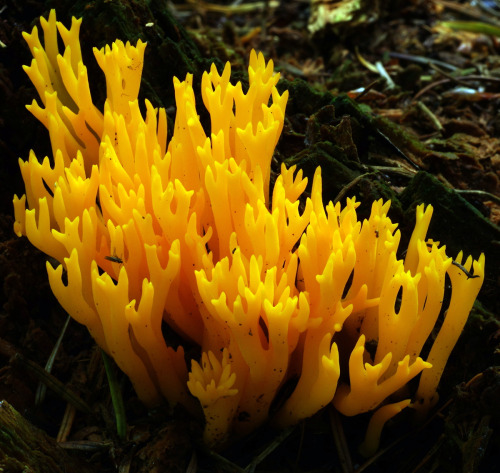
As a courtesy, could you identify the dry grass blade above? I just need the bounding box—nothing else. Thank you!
[329,407,353,473]
[244,426,295,473]
[36,313,71,405]
[10,353,92,414]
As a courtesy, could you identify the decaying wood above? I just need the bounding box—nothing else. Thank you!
[0,401,91,473]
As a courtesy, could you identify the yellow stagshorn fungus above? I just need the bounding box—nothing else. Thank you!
[14,11,485,452]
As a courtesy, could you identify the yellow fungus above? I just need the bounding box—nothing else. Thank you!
[14,10,485,451]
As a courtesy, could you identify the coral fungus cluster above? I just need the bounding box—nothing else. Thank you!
[14,11,485,453]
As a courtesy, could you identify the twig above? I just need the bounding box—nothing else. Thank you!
[432,0,500,23]
[58,440,113,451]
[199,445,247,473]
[416,100,443,131]
[413,78,450,101]
[370,165,417,179]
[413,74,500,101]
[56,403,76,442]
[410,435,445,473]
[184,0,279,14]
[389,51,458,71]
[451,260,480,279]
[428,63,477,88]
[456,189,500,205]
[333,173,375,204]
[353,78,386,102]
